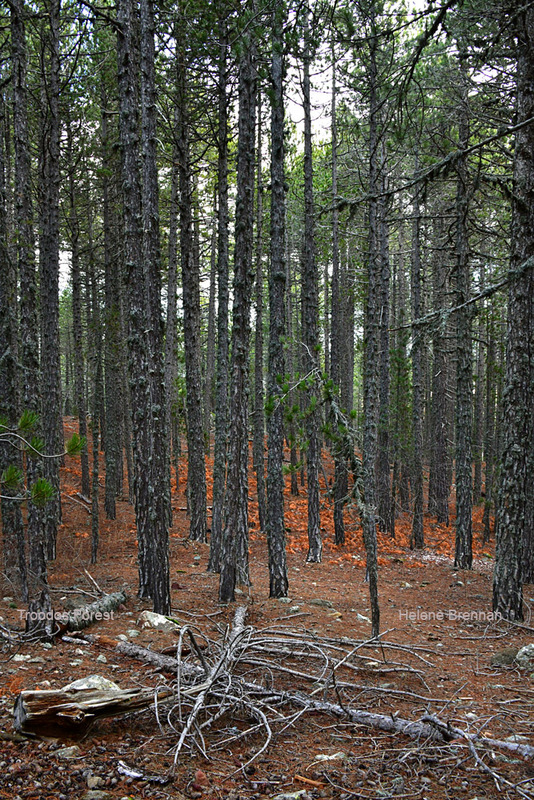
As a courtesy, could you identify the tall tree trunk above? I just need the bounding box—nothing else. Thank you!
[472,264,485,504]
[176,30,207,544]
[0,94,27,600]
[253,95,267,534]
[493,7,534,619]
[208,12,230,573]
[11,0,47,618]
[410,171,424,549]
[482,318,496,543]
[362,23,380,638]
[87,221,103,565]
[428,215,450,524]
[330,52,346,546]
[39,0,62,562]
[219,19,256,600]
[286,230,299,497]
[101,80,122,519]
[165,149,180,492]
[376,151,392,536]
[117,0,170,613]
[301,7,321,563]
[266,3,288,598]
[204,202,218,452]
[454,53,473,571]
[139,0,172,607]
[66,112,90,500]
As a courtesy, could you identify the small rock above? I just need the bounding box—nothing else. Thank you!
[41,642,53,650]
[491,648,518,667]
[63,675,120,691]
[29,657,45,664]
[516,644,534,669]
[313,751,346,762]
[81,792,113,800]
[289,606,301,613]
[87,775,103,789]
[69,660,83,667]
[356,613,371,623]
[55,746,81,760]
[126,629,140,638]
[138,610,179,633]
[117,634,128,642]
[308,598,333,609]
[12,654,31,662]
[277,597,292,604]
[96,654,107,664]
[270,792,311,800]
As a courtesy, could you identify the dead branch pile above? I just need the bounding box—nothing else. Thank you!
[113,607,534,774]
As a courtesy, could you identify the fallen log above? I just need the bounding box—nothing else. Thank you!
[65,591,127,632]
[13,682,171,739]
[115,640,203,677]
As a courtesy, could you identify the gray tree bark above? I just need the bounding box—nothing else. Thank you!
[266,3,288,598]
[493,6,534,619]
[301,7,322,563]
[219,23,256,600]
[208,12,230,573]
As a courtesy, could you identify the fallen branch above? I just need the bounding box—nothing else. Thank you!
[66,591,126,632]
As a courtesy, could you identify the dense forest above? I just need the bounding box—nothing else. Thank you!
[0,0,533,640]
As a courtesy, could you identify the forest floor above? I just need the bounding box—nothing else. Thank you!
[1,418,534,800]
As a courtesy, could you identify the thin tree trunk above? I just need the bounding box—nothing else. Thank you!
[101,80,122,520]
[176,31,207,545]
[39,0,62,562]
[428,215,450,524]
[0,94,27,600]
[208,12,230,573]
[376,150,392,536]
[472,265,485,504]
[253,95,267,534]
[454,53,473,571]
[204,202,218,453]
[266,3,288,598]
[362,22,380,638]
[165,149,180,492]
[482,319,496,543]
[410,167,424,549]
[11,0,47,618]
[66,112,90,500]
[301,8,321,564]
[330,52,346,546]
[219,25,256,601]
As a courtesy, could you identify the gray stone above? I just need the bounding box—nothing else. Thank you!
[516,644,534,669]
[138,610,179,633]
[55,746,81,760]
[81,792,113,800]
[491,648,519,667]
[308,598,333,608]
[63,675,120,691]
